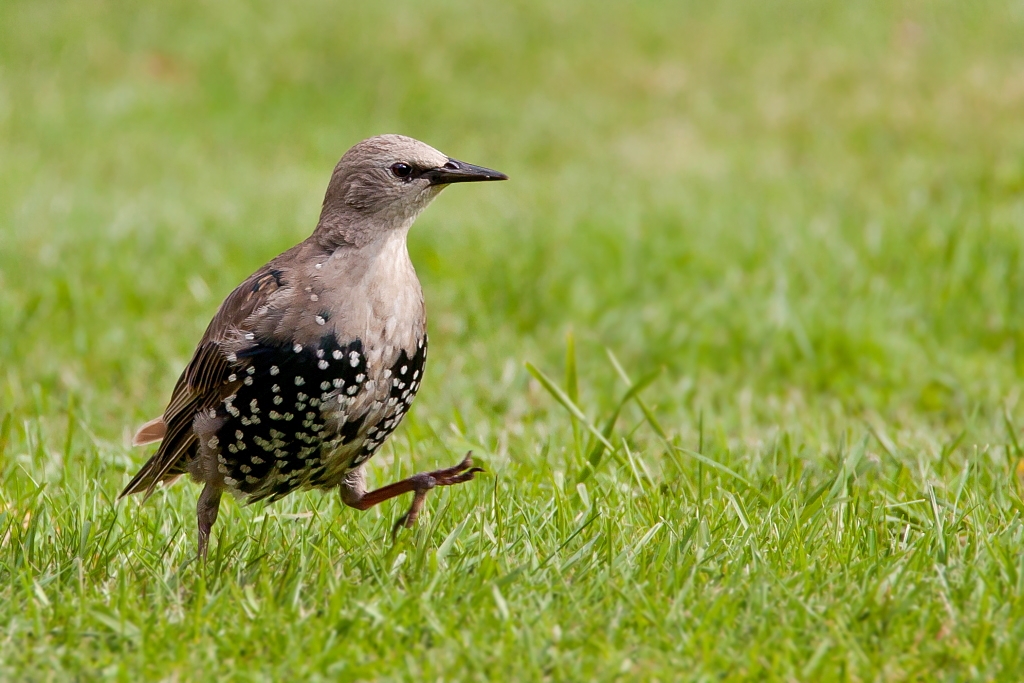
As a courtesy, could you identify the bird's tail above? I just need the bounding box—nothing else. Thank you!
[132,416,167,446]
[120,416,178,500]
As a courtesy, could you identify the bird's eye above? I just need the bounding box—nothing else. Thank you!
[390,163,413,179]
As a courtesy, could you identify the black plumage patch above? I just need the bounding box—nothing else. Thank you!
[349,336,428,468]
[213,333,368,500]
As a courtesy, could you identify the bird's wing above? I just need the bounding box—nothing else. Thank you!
[121,267,290,499]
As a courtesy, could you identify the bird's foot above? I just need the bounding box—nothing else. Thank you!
[392,452,483,536]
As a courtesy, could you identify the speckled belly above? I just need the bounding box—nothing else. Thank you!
[210,332,427,502]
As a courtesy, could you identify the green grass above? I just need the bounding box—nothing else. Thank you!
[3,0,1024,679]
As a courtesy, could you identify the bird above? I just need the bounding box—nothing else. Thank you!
[120,134,507,558]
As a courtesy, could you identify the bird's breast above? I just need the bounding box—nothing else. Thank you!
[210,328,428,501]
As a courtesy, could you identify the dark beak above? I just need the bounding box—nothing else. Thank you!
[425,158,508,185]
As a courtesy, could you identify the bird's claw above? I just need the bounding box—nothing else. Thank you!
[391,451,483,537]
[431,452,484,486]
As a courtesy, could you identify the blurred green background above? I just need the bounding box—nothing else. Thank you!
[3,1,1024,680]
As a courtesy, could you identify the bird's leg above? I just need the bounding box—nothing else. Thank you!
[196,484,223,560]
[340,452,482,536]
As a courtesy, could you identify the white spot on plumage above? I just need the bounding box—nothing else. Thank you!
[246,366,255,375]
[401,365,408,375]
[270,366,280,376]
[332,350,343,360]
[273,395,283,405]
[413,370,420,379]
[250,399,260,413]
[272,384,280,393]
[218,463,230,473]
[355,373,365,383]
[240,465,251,474]
[293,343,303,353]
[295,376,305,386]
[315,315,325,326]
[318,360,329,370]
[310,293,319,302]
[224,476,238,487]
[314,263,322,270]
[333,378,344,388]
[227,373,237,383]
[207,436,219,448]
[235,430,243,440]
[244,376,253,386]
[251,456,265,464]
[246,475,259,484]
[227,352,237,362]
[346,385,358,396]
[245,333,255,341]
[321,381,331,390]
[349,351,360,367]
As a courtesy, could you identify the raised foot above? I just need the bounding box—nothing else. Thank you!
[424,452,484,488]
[393,452,483,536]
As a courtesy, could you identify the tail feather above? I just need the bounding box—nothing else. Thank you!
[121,415,189,500]
[132,416,167,446]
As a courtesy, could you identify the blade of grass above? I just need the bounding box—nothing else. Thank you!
[565,331,583,465]
[525,362,615,454]
[579,368,662,483]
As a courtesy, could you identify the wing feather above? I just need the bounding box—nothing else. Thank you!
[120,266,290,498]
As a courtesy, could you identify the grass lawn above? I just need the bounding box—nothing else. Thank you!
[4,1,1024,679]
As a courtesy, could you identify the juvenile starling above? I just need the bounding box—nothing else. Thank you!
[121,135,507,557]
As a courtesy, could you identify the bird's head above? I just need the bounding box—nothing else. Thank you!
[318,134,507,244]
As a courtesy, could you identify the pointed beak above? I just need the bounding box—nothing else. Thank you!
[425,158,508,185]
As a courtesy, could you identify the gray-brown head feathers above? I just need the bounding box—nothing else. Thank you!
[316,134,507,246]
